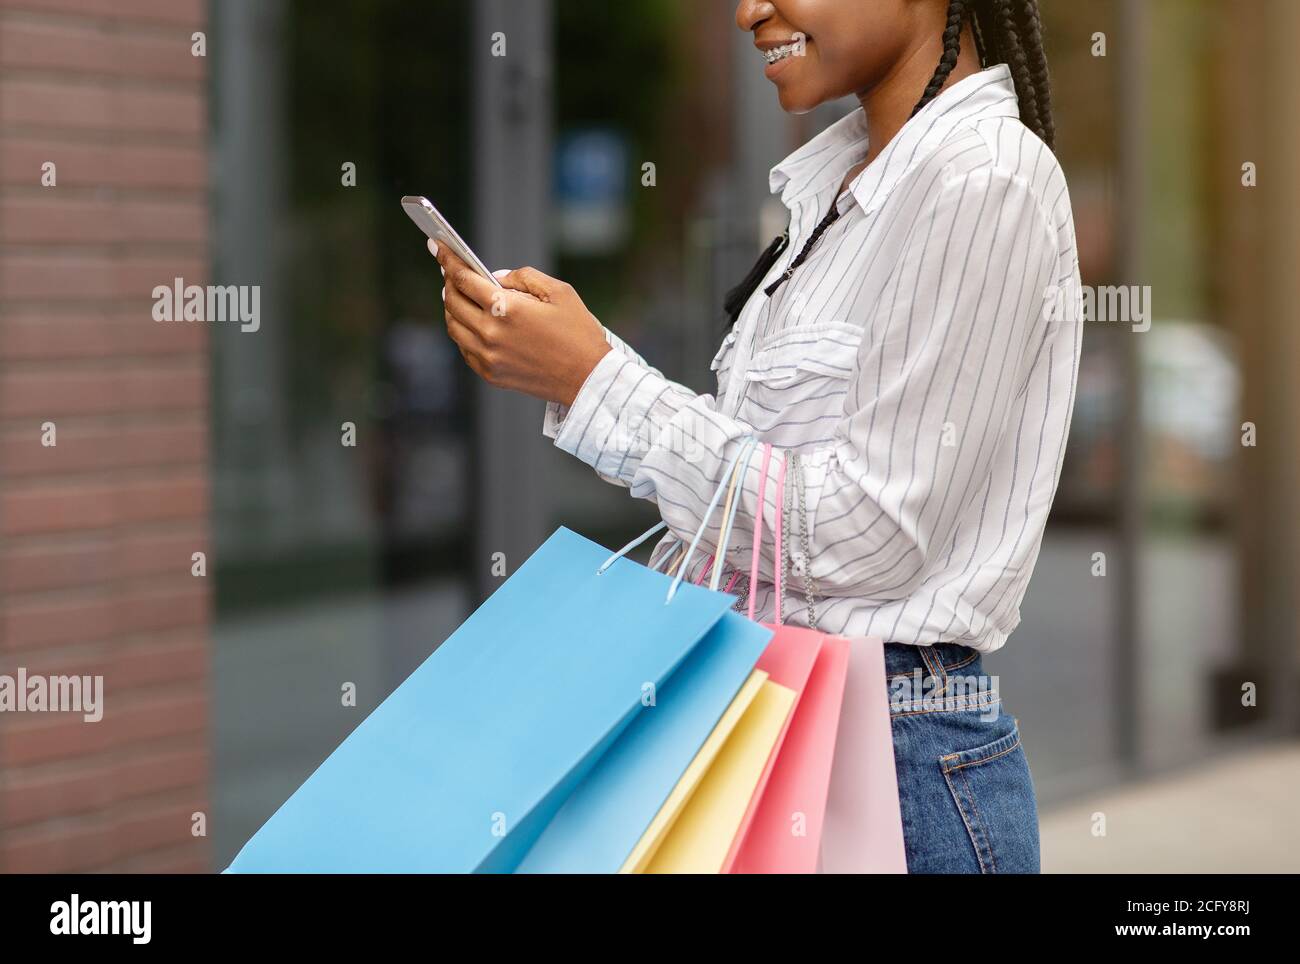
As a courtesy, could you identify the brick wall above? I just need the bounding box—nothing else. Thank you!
[0,0,210,872]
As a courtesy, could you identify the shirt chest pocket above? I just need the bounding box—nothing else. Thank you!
[739,322,862,438]
[709,327,739,396]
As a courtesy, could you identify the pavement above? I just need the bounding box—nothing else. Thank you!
[1040,740,1300,873]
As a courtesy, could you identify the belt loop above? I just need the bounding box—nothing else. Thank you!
[918,646,949,698]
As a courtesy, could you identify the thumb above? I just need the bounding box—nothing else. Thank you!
[497,266,566,303]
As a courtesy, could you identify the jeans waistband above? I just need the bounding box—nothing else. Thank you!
[882,641,981,680]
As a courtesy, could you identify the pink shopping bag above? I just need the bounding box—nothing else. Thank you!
[718,622,824,873]
[727,632,850,874]
[695,444,856,874]
[819,633,908,874]
[688,442,906,874]
[686,446,828,873]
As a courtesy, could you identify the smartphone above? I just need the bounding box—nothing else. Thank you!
[401,195,503,288]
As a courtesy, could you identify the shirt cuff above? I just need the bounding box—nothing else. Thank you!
[542,399,568,440]
[543,327,646,440]
[551,349,664,483]
[541,352,614,442]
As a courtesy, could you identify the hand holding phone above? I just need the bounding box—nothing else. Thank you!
[430,224,613,409]
[401,196,502,288]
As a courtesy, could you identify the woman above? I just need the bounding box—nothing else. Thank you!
[434,0,1080,874]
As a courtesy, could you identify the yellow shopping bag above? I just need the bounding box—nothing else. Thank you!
[620,671,796,874]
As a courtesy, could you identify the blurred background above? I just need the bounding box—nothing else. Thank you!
[0,0,1297,873]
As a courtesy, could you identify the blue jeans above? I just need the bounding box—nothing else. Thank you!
[884,642,1040,873]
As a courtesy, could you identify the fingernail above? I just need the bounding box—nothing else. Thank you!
[427,238,439,257]
[493,268,510,278]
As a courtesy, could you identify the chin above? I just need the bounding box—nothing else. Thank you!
[776,85,823,115]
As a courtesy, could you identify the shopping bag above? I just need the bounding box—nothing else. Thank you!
[621,443,821,874]
[709,446,852,873]
[717,623,824,872]
[627,673,797,874]
[729,446,904,874]
[515,439,772,873]
[515,609,771,873]
[225,525,738,874]
[819,633,908,874]
[728,634,850,874]
[617,670,767,873]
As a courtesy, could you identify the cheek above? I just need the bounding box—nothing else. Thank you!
[813,31,893,96]
[784,0,910,96]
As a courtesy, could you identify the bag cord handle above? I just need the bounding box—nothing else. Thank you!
[666,437,758,604]
[694,434,759,591]
[597,439,758,599]
[746,444,788,624]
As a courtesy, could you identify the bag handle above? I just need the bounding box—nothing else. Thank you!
[712,440,756,590]
[650,536,684,574]
[694,434,760,591]
[773,451,787,624]
[598,438,757,593]
[747,444,771,622]
[665,437,758,604]
[744,444,787,624]
[597,520,668,575]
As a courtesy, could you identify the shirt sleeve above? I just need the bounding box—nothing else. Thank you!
[546,168,1060,597]
[543,325,678,488]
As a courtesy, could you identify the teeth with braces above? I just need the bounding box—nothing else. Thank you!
[763,40,803,65]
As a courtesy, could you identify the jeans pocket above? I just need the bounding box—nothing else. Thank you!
[939,720,1040,874]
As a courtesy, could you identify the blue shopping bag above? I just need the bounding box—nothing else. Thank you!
[516,610,771,873]
[225,526,737,874]
[515,437,772,873]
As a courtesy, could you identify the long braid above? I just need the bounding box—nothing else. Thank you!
[1010,0,1055,149]
[972,4,1002,67]
[990,0,1041,139]
[722,0,1056,329]
[910,0,968,118]
[968,0,1054,148]
[912,0,1055,149]
[970,6,990,65]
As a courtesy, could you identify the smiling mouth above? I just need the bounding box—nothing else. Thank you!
[761,38,806,66]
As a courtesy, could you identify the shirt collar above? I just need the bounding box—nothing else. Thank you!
[769,64,1019,217]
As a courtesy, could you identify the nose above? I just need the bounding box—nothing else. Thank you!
[735,0,776,33]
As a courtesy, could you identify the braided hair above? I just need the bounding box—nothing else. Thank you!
[724,0,1055,328]
[916,0,1055,151]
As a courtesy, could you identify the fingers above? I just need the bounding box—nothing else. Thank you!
[445,284,501,355]
[445,309,488,359]
[431,240,497,310]
[448,275,538,338]
[458,346,489,381]
[444,278,486,329]
[433,241,502,366]
[451,336,489,382]
[497,266,568,303]
[490,271,543,305]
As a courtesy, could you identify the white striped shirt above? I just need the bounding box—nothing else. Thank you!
[543,65,1082,653]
